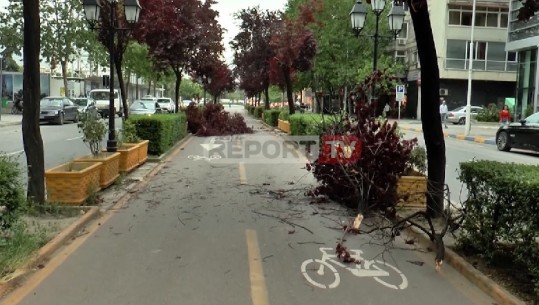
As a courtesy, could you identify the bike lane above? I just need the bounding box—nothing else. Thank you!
[3,114,496,305]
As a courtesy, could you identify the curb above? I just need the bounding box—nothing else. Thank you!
[399,127,496,146]
[0,206,100,296]
[402,221,526,305]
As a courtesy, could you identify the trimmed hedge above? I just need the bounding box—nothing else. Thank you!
[458,160,539,294]
[263,109,281,127]
[278,109,290,121]
[129,113,187,155]
[289,113,337,135]
[253,106,264,119]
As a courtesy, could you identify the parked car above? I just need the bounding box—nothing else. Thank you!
[72,97,96,114]
[129,100,163,116]
[88,89,123,118]
[40,96,79,125]
[496,111,539,152]
[156,97,175,113]
[447,106,484,125]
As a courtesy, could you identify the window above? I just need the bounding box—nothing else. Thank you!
[475,42,487,60]
[447,40,467,59]
[487,42,506,61]
[486,13,498,27]
[446,39,521,71]
[398,22,408,39]
[507,52,517,62]
[448,6,509,28]
[462,11,473,25]
[449,11,460,25]
[475,12,487,26]
[500,13,508,27]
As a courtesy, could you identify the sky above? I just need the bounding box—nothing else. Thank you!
[0,0,289,68]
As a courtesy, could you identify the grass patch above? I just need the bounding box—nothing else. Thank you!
[0,222,47,277]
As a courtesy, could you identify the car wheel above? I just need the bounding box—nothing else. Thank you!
[57,113,64,125]
[118,110,123,118]
[458,117,465,125]
[496,131,511,152]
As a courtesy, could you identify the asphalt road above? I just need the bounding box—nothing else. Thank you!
[402,130,539,203]
[4,112,497,305]
[0,118,123,183]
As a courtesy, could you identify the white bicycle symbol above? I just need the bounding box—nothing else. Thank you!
[301,247,408,290]
[187,154,222,161]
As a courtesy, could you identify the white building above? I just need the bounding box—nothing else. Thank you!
[398,0,516,119]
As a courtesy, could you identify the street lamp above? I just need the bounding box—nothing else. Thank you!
[350,0,405,102]
[82,0,141,152]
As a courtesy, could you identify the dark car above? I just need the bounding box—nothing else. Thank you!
[40,96,79,125]
[496,111,539,152]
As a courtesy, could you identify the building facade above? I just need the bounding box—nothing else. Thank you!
[398,0,517,119]
[506,0,539,118]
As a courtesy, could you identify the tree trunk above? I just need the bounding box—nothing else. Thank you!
[61,60,68,97]
[408,1,446,217]
[147,80,152,95]
[264,86,270,109]
[125,71,131,102]
[173,68,182,113]
[282,66,295,115]
[114,57,128,119]
[135,75,139,99]
[22,0,45,205]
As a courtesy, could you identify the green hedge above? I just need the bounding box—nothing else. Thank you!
[476,104,499,122]
[129,113,187,155]
[0,154,25,231]
[263,109,281,127]
[288,113,337,135]
[458,160,539,294]
[253,106,264,118]
[279,110,290,121]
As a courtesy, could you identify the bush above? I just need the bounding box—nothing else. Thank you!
[526,104,535,117]
[476,104,499,122]
[263,109,281,127]
[279,110,290,121]
[458,160,539,294]
[77,110,107,156]
[186,103,253,136]
[289,114,337,135]
[308,101,417,211]
[0,154,25,232]
[254,106,264,119]
[129,113,187,155]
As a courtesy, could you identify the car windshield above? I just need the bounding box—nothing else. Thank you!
[157,99,169,103]
[73,99,88,106]
[130,101,155,110]
[90,91,117,100]
[526,112,539,123]
[40,98,63,107]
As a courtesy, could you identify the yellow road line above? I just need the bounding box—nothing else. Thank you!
[245,229,269,305]
[239,162,248,185]
[474,137,485,144]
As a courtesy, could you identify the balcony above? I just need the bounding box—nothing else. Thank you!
[445,58,517,72]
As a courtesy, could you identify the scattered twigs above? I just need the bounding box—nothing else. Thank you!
[252,210,314,234]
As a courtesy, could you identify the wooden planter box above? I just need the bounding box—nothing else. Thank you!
[117,144,139,173]
[396,175,427,208]
[278,119,291,134]
[74,152,121,189]
[45,161,102,205]
[135,140,149,164]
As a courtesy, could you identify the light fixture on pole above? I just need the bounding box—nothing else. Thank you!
[82,0,141,153]
[350,0,404,103]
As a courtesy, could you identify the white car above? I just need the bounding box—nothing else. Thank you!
[447,106,484,125]
[156,97,175,113]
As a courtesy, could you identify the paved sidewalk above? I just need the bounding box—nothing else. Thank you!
[0,114,22,127]
[390,119,498,145]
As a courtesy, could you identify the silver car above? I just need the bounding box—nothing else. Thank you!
[156,97,175,113]
[129,100,162,116]
[447,106,484,125]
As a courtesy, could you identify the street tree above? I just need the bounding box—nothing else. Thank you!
[270,0,320,114]
[206,61,235,103]
[231,7,279,109]
[22,0,45,204]
[135,0,217,112]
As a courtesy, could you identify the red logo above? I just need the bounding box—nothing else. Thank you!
[318,135,362,165]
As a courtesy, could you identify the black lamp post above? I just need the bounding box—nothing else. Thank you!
[350,0,405,102]
[82,0,141,152]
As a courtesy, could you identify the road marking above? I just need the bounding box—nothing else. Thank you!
[239,162,247,185]
[245,229,269,305]
[66,136,82,141]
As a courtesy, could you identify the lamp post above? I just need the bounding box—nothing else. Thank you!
[350,0,405,102]
[82,0,141,152]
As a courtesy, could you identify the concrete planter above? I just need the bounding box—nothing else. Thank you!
[135,140,149,164]
[278,119,291,134]
[74,152,121,189]
[45,161,102,205]
[396,175,427,208]
[117,144,139,173]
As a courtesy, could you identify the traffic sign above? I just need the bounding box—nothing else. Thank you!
[396,85,405,102]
